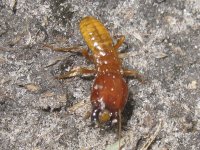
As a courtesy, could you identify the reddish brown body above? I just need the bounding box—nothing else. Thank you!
[80,16,128,125]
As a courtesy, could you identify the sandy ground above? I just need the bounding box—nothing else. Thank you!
[0,0,200,150]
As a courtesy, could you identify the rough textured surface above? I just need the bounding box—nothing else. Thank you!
[0,0,200,150]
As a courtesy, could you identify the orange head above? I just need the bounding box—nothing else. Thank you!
[90,73,128,126]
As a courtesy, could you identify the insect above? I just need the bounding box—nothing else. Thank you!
[45,16,143,126]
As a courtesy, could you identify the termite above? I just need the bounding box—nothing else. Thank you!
[44,16,143,127]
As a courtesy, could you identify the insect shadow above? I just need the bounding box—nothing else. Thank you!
[122,91,135,127]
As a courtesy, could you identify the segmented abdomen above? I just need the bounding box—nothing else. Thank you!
[79,16,113,54]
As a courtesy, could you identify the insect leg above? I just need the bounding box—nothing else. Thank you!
[114,35,125,50]
[43,44,82,52]
[43,44,93,62]
[122,69,144,83]
[55,66,96,79]
[81,49,94,62]
[114,35,130,58]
